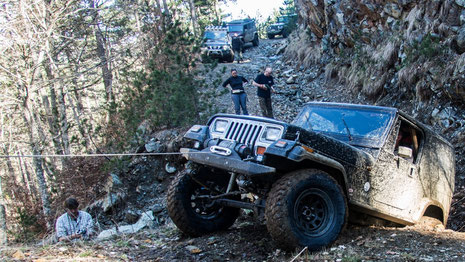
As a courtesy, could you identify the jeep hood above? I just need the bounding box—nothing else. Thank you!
[285,125,375,169]
[205,39,229,45]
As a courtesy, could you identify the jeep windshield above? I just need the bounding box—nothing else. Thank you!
[204,31,227,41]
[293,104,395,148]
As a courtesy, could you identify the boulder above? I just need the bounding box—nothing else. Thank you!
[145,139,163,153]
[97,211,155,240]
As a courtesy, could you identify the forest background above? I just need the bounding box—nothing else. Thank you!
[0,0,295,243]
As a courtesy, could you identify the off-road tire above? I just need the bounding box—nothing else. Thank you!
[282,31,288,38]
[226,54,234,63]
[414,216,445,231]
[252,34,259,46]
[167,169,240,236]
[265,169,348,251]
[267,34,275,39]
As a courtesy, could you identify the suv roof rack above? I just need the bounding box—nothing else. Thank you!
[227,18,254,24]
[205,25,227,31]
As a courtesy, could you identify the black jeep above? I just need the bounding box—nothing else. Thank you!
[227,18,259,47]
[167,102,455,251]
[266,14,297,39]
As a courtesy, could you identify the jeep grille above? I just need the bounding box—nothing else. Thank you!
[225,121,263,146]
[210,117,284,149]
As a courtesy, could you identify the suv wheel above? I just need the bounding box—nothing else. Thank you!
[252,34,259,46]
[265,169,347,251]
[167,168,240,236]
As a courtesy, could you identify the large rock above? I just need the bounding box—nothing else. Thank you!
[453,26,465,54]
[97,211,155,239]
[384,3,402,19]
[145,139,163,153]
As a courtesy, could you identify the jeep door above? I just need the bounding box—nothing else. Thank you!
[369,117,423,223]
[244,23,252,42]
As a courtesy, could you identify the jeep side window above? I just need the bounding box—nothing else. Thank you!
[394,120,422,162]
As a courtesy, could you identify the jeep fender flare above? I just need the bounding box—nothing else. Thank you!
[286,145,349,193]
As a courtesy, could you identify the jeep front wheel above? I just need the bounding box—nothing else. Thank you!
[167,168,240,236]
[265,169,347,251]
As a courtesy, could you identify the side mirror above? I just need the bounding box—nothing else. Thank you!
[398,146,413,159]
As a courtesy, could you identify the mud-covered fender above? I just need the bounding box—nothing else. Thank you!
[266,140,348,189]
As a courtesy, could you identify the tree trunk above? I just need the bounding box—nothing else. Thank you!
[162,0,170,17]
[58,86,70,156]
[42,63,63,158]
[0,202,6,245]
[88,0,114,108]
[22,93,53,229]
[187,0,198,37]
[64,48,92,152]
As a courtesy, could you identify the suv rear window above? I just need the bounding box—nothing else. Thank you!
[228,25,243,32]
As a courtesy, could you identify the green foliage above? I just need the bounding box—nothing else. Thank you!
[11,208,43,242]
[257,0,296,38]
[280,0,296,15]
[120,20,201,140]
[402,33,445,67]
[342,256,362,262]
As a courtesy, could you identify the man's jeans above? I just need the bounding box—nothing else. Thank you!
[231,93,248,115]
[233,49,243,62]
[259,97,273,118]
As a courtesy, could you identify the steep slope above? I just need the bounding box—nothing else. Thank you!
[284,0,465,231]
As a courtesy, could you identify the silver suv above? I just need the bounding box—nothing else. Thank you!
[201,26,234,62]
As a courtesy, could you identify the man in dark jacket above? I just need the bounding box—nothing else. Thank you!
[252,67,275,118]
[222,69,248,115]
[231,37,243,63]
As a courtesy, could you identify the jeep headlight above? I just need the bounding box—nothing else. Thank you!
[263,127,282,142]
[213,119,229,133]
[278,25,284,29]
[222,45,229,50]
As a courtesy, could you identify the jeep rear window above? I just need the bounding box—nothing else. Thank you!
[293,106,393,147]
[228,25,243,32]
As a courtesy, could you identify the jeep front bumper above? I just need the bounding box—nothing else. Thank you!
[267,29,283,35]
[180,148,276,176]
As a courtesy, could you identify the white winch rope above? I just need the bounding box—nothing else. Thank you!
[0,151,210,158]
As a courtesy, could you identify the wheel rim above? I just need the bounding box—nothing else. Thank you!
[293,188,335,237]
[190,183,223,219]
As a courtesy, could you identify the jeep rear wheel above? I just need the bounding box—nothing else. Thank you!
[265,169,347,251]
[167,168,240,236]
[252,34,259,46]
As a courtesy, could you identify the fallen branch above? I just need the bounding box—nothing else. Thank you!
[289,246,308,262]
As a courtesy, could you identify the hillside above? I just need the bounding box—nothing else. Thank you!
[2,37,465,261]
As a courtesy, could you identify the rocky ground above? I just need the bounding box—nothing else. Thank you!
[2,38,465,261]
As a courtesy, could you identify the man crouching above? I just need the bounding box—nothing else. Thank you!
[56,197,95,242]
